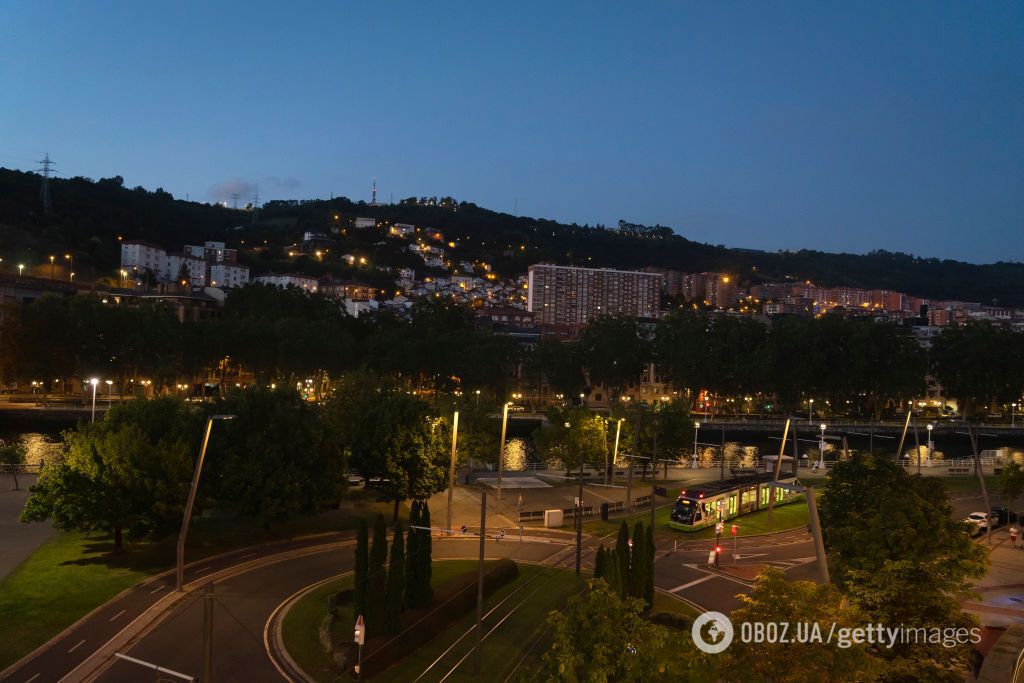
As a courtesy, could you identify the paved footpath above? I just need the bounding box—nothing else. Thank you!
[0,474,53,581]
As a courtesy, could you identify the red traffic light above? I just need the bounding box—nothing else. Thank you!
[731,524,738,536]
[714,546,722,554]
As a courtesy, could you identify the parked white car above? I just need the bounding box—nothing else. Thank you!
[964,512,992,536]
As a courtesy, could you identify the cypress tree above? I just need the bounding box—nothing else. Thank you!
[615,521,631,598]
[366,514,388,635]
[594,543,606,579]
[629,522,646,600]
[603,548,622,595]
[645,523,655,608]
[405,501,421,608]
[353,518,369,623]
[386,522,406,633]
[418,501,434,606]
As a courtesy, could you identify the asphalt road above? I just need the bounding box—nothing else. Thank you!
[3,514,816,682]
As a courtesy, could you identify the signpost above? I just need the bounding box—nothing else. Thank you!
[732,524,739,565]
[354,614,365,680]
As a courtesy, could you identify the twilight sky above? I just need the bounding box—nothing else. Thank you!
[1,2,1021,263]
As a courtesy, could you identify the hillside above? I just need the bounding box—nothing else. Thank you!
[1,167,1022,306]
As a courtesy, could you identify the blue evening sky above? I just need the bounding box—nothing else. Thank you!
[1,2,1021,263]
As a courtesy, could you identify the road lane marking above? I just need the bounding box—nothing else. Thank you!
[669,574,715,593]
[195,566,212,574]
[25,674,41,683]
[68,639,86,653]
[109,609,126,622]
[241,552,258,559]
[149,585,166,594]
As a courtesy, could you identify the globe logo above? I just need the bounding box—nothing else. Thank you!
[691,611,734,654]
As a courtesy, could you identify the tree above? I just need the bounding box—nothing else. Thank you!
[386,523,405,634]
[348,391,449,522]
[601,547,623,596]
[366,514,388,636]
[418,502,434,605]
[819,453,987,680]
[0,440,27,491]
[628,522,647,603]
[353,519,369,623]
[931,323,1024,417]
[593,543,606,579]
[579,315,651,401]
[716,567,882,681]
[644,524,654,608]
[998,462,1024,512]
[532,406,608,473]
[615,521,631,598]
[21,397,200,551]
[539,580,668,682]
[405,500,421,608]
[205,387,345,526]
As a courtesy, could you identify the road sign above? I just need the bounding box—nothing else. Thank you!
[731,524,738,536]
[354,615,365,645]
[715,522,724,535]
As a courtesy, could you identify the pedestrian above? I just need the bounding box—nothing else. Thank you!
[1010,525,1019,549]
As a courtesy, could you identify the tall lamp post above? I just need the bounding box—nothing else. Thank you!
[692,421,700,469]
[64,254,73,282]
[1013,403,1018,428]
[176,415,235,591]
[926,423,934,467]
[89,378,99,423]
[808,398,814,423]
[816,423,827,470]
[105,379,113,408]
[446,410,459,535]
[497,399,513,501]
[608,418,623,485]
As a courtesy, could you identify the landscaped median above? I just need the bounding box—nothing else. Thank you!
[278,560,587,681]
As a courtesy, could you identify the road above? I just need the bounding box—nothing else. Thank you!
[2,525,814,682]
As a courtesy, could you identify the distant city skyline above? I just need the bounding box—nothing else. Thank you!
[1,2,1021,264]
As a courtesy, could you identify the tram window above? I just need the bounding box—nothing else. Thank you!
[694,507,702,522]
[761,487,769,506]
[729,494,737,515]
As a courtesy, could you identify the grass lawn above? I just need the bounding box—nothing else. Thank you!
[0,491,403,670]
[652,590,702,621]
[939,475,999,494]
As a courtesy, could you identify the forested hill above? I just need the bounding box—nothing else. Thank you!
[1,167,1022,306]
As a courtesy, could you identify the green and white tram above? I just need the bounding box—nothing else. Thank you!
[668,473,801,532]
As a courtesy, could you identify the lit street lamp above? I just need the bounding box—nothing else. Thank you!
[926,423,934,467]
[446,410,459,535]
[106,379,113,408]
[177,415,235,591]
[808,398,815,423]
[1013,403,1018,428]
[817,424,827,470]
[89,378,99,422]
[609,418,623,485]
[64,254,73,282]
[692,421,701,469]
[17,263,24,277]
[497,400,512,501]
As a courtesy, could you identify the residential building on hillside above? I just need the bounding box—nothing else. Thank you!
[527,264,660,326]
[122,240,250,288]
[254,274,319,292]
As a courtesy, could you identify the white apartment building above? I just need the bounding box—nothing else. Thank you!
[210,263,250,289]
[166,253,207,286]
[254,274,319,292]
[354,217,376,229]
[120,241,167,276]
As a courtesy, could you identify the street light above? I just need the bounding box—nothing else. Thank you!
[49,255,55,279]
[692,421,701,469]
[808,398,814,423]
[926,423,934,467]
[65,254,73,282]
[1013,403,1018,428]
[17,263,24,277]
[609,418,623,485]
[177,415,235,591]
[105,379,113,408]
[497,401,511,501]
[816,423,828,470]
[89,378,99,422]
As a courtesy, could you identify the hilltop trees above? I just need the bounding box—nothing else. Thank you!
[532,406,608,473]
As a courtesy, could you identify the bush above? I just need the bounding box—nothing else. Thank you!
[648,611,693,631]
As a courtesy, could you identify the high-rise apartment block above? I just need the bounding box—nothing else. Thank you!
[527,264,660,325]
[121,240,250,288]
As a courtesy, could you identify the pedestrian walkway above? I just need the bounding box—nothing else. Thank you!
[0,474,54,580]
[962,529,1024,628]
